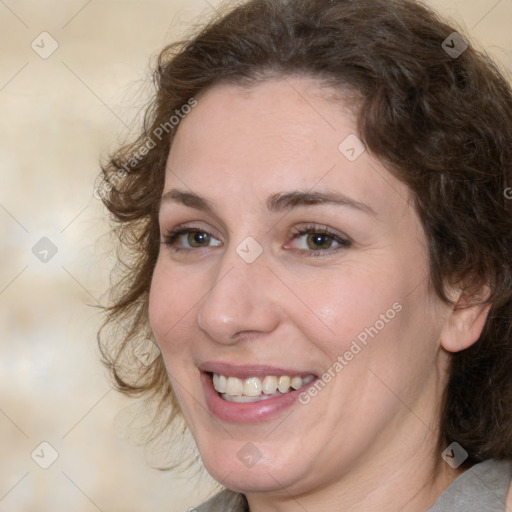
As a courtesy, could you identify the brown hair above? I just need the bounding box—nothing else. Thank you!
[98,0,512,467]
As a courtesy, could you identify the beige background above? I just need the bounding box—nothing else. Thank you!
[0,0,510,511]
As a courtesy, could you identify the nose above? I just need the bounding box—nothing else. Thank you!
[196,244,281,344]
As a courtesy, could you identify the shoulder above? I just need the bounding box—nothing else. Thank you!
[428,458,512,512]
[189,460,512,512]
[192,489,247,512]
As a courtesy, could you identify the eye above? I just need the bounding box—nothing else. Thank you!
[162,227,222,252]
[287,225,351,253]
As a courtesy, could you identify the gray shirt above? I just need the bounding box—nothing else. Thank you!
[193,459,512,512]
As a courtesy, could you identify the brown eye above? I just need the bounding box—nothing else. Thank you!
[306,233,335,250]
[288,227,351,254]
[162,227,222,252]
[187,231,211,247]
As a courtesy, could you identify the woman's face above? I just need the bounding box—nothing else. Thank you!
[149,77,453,497]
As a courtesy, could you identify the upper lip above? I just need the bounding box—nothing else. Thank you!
[199,361,318,380]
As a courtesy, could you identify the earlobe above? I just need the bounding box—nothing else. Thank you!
[440,293,492,353]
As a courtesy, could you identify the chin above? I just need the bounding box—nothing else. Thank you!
[207,464,296,494]
[199,443,311,494]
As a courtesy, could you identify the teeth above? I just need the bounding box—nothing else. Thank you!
[223,393,276,403]
[244,377,263,397]
[226,376,243,396]
[212,373,227,393]
[262,376,278,395]
[291,376,302,390]
[212,373,315,401]
[278,376,291,393]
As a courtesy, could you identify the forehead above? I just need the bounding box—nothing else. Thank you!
[164,77,412,218]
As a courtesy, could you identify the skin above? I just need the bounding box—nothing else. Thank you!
[148,76,490,511]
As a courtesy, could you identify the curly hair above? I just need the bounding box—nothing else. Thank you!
[98,0,512,468]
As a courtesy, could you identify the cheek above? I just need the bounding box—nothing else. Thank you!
[287,264,404,358]
[148,262,196,353]
[148,263,203,414]
[288,255,436,391]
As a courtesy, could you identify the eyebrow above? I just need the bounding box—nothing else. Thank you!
[160,189,376,216]
[267,191,376,216]
[160,189,217,215]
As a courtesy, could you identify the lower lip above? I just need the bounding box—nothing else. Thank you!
[201,372,316,424]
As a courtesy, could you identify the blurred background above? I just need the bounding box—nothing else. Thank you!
[0,0,510,510]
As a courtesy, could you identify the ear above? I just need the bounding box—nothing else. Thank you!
[440,286,492,353]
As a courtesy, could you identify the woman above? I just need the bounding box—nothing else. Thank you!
[98,0,512,510]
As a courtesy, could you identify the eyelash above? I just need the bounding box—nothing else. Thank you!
[161,225,210,253]
[161,224,352,256]
[288,225,352,256]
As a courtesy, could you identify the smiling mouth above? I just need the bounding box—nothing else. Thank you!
[210,373,316,403]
